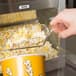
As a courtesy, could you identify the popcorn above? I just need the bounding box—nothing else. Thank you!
[0,23,48,50]
[0,41,58,60]
[0,23,58,60]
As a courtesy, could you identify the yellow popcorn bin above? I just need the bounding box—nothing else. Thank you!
[1,54,46,76]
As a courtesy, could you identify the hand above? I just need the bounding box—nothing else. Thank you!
[50,9,76,38]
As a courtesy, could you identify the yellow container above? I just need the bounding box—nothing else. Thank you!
[1,54,45,76]
[0,61,2,74]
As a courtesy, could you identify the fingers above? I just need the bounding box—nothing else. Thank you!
[50,16,60,26]
[59,27,73,38]
[50,17,71,38]
[50,18,73,38]
[50,18,68,33]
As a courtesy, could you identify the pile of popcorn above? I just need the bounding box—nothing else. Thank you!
[0,23,58,60]
[0,23,47,50]
[0,41,58,60]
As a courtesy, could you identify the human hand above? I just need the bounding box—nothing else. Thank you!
[50,9,76,38]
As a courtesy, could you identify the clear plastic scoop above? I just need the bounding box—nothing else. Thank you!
[4,24,54,51]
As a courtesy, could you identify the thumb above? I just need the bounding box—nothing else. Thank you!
[59,28,73,38]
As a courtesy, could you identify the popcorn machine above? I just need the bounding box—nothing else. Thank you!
[0,0,65,76]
